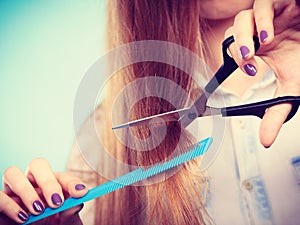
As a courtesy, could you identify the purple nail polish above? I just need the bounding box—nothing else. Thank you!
[260,30,268,43]
[240,45,250,59]
[75,184,86,191]
[51,193,63,206]
[33,200,44,213]
[18,211,28,222]
[244,64,257,76]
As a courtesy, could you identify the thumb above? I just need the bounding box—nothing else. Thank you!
[59,204,84,225]
[259,97,292,148]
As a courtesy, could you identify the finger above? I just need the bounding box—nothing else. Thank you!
[0,190,29,223]
[273,0,300,33]
[26,158,64,209]
[233,9,256,60]
[55,172,88,198]
[3,166,45,215]
[259,102,292,147]
[225,27,258,77]
[59,203,84,225]
[232,10,259,76]
[2,184,27,211]
[59,206,84,225]
[225,27,246,65]
[0,213,19,225]
[260,77,300,147]
[254,0,274,44]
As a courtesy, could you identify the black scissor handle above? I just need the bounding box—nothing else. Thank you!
[222,96,300,123]
[205,35,260,94]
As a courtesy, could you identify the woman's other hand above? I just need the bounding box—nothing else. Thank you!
[226,0,300,147]
[0,158,87,224]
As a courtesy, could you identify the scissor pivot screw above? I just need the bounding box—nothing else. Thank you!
[188,112,197,120]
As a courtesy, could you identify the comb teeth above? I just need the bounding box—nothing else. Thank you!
[23,137,212,225]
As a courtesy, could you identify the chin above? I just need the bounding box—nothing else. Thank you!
[200,0,254,20]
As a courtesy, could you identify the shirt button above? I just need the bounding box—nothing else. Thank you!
[242,180,253,191]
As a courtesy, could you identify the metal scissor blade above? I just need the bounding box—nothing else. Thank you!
[112,107,190,130]
[177,35,260,128]
[112,105,222,130]
[111,36,261,131]
[178,93,209,128]
[201,106,222,117]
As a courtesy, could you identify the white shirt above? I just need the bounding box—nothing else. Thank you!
[189,70,300,225]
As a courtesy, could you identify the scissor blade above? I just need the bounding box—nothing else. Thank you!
[201,106,222,117]
[112,107,190,130]
[178,93,209,128]
[112,104,222,130]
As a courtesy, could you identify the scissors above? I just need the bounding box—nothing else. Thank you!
[112,35,300,130]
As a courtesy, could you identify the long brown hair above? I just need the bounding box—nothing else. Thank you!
[94,0,211,224]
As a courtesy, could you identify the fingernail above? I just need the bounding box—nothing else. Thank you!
[33,200,44,213]
[18,211,28,222]
[51,193,63,206]
[75,184,86,191]
[244,64,257,76]
[240,45,250,59]
[260,30,268,43]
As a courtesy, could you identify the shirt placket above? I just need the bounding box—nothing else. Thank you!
[231,115,274,225]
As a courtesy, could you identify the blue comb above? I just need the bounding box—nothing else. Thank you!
[23,137,212,224]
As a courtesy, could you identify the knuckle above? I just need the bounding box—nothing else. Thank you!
[0,189,7,199]
[58,172,75,182]
[233,32,243,42]
[234,9,253,26]
[3,166,21,180]
[236,9,252,19]
[255,16,270,27]
[224,27,233,39]
[0,191,15,211]
[57,174,78,191]
[56,171,68,180]
[28,158,49,170]
[234,10,246,23]
[42,178,61,190]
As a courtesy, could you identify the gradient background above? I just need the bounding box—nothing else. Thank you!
[0,0,106,182]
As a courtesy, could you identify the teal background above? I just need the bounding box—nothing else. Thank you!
[0,0,106,182]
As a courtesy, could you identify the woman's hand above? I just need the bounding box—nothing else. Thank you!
[227,0,300,147]
[0,158,88,224]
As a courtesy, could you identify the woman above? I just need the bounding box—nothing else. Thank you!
[0,0,300,224]
[194,1,300,224]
